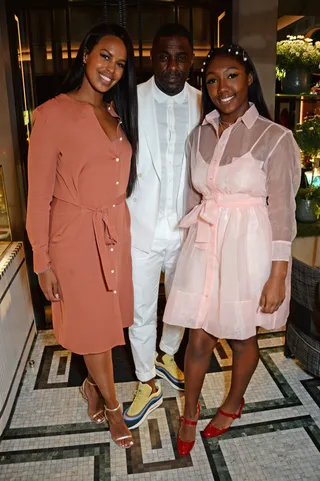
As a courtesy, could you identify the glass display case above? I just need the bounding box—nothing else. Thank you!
[0,165,12,255]
[275,94,320,130]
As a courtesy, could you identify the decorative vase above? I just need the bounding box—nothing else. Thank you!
[282,67,312,95]
[296,199,317,223]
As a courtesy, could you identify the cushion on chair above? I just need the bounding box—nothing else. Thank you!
[286,322,320,377]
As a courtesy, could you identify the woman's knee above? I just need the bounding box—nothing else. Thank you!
[230,335,258,354]
[188,329,218,358]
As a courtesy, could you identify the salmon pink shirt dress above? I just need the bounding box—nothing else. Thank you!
[27,94,133,354]
[163,104,301,340]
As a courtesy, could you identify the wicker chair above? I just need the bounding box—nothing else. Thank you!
[285,258,320,377]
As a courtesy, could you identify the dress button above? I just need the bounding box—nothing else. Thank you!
[111,270,115,274]
[119,137,123,141]
[116,181,119,185]
[116,158,120,162]
[112,204,116,207]
[113,290,117,294]
[110,248,114,252]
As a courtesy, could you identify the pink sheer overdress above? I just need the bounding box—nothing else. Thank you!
[163,104,301,340]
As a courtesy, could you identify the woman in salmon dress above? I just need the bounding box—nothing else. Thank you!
[162,44,301,455]
[26,23,138,448]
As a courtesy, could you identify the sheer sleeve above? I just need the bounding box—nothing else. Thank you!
[265,130,301,261]
[26,108,58,273]
[185,129,201,214]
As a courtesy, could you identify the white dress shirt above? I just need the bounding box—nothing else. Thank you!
[153,80,189,240]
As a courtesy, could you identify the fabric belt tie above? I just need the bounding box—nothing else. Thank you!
[54,194,126,291]
[180,195,265,243]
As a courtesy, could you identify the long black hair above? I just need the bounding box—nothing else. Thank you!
[202,44,272,121]
[61,23,138,197]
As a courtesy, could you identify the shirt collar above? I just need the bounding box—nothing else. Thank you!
[203,103,259,129]
[152,76,188,105]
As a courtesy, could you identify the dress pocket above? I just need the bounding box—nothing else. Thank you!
[231,152,263,169]
[225,153,266,195]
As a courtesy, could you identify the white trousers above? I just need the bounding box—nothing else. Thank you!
[129,231,185,382]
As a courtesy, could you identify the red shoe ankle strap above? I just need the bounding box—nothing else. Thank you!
[181,403,200,426]
[181,417,198,426]
[217,408,239,419]
[218,398,244,420]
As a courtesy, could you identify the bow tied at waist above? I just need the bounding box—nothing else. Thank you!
[180,197,219,243]
[86,207,118,246]
[82,194,126,291]
[54,194,126,292]
[180,195,265,244]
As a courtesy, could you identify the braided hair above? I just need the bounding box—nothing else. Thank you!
[201,44,272,121]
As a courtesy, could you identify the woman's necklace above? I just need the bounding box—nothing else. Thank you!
[218,117,236,136]
[219,118,235,127]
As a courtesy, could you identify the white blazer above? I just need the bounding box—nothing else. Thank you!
[127,76,202,253]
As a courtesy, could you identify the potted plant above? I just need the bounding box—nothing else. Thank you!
[276,36,320,94]
[294,115,320,222]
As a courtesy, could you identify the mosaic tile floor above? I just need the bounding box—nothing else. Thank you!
[0,326,319,481]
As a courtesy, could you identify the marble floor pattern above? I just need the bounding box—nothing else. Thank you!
[0,327,319,481]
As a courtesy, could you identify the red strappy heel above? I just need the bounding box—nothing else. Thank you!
[203,398,245,438]
[178,403,200,456]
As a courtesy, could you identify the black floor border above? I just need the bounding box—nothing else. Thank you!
[201,414,320,481]
[300,378,320,408]
[259,346,302,401]
[34,345,70,390]
[2,422,109,440]
[0,441,110,480]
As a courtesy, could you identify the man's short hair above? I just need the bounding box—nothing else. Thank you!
[152,23,193,50]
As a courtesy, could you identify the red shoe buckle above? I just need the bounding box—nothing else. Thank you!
[178,403,200,456]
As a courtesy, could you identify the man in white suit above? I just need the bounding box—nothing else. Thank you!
[124,23,201,430]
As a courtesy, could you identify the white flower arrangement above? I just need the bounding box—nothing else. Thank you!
[276,35,320,80]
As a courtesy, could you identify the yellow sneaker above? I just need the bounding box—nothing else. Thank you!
[155,353,185,391]
[123,381,163,430]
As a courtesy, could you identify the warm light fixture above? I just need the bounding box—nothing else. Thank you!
[14,14,30,140]
[299,96,304,125]
[217,11,226,48]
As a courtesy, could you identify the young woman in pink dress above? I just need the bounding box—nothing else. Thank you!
[162,44,301,456]
[27,23,138,448]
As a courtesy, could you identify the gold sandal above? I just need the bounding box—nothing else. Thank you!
[105,403,134,449]
[79,378,106,424]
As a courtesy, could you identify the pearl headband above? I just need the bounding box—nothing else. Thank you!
[201,45,248,73]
